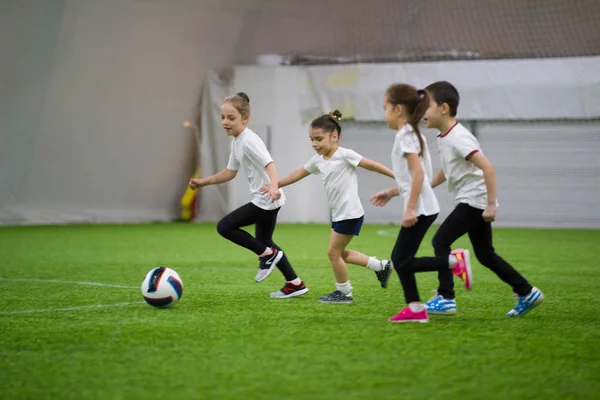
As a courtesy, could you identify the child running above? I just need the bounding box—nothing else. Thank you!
[423,81,544,317]
[264,110,395,303]
[371,83,472,323]
[189,92,308,299]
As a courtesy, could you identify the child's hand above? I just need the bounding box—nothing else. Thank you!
[483,204,497,222]
[267,186,281,201]
[258,184,270,194]
[370,190,392,207]
[402,208,418,228]
[188,178,206,190]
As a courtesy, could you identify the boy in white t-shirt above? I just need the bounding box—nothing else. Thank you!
[265,110,395,303]
[371,83,472,323]
[423,81,544,317]
[189,92,308,299]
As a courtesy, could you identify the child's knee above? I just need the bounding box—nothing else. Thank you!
[327,248,342,261]
[392,256,411,271]
[474,250,499,267]
[431,233,441,249]
[431,233,450,255]
[216,219,229,237]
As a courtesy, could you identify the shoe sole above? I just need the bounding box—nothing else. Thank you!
[318,299,353,304]
[379,264,392,289]
[389,318,429,323]
[463,249,473,290]
[255,250,284,283]
[270,287,309,299]
[426,309,457,315]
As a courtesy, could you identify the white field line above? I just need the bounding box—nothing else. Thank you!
[0,277,138,289]
[0,301,144,315]
[376,229,397,237]
[0,277,143,315]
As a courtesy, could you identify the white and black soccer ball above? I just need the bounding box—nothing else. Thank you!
[141,267,183,308]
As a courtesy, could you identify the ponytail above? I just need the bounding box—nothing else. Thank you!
[408,90,429,156]
[385,84,429,156]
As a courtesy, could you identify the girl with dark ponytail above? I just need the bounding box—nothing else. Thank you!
[263,109,397,304]
[371,83,472,323]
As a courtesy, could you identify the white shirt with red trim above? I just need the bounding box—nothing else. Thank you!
[436,122,490,210]
[391,124,440,217]
[227,127,285,210]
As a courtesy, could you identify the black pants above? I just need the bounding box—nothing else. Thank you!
[392,214,450,304]
[432,203,532,299]
[216,202,298,281]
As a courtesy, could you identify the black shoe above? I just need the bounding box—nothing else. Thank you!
[270,281,309,298]
[318,290,353,304]
[255,248,283,282]
[375,260,393,288]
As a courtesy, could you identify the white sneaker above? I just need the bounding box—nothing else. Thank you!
[255,248,283,283]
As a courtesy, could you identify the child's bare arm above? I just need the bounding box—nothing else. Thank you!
[358,157,395,179]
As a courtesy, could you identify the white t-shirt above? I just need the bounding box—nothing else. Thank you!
[436,122,492,210]
[303,147,364,222]
[226,128,285,210]
[391,125,440,217]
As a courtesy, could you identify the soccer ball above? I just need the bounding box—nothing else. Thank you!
[141,267,183,308]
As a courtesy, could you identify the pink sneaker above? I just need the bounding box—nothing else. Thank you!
[388,307,429,323]
[451,248,473,290]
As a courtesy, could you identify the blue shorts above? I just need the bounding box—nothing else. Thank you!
[331,216,364,236]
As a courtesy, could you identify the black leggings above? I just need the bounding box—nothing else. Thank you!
[392,214,449,304]
[432,203,532,299]
[216,202,298,281]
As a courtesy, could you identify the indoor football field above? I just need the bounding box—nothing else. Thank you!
[1,223,598,399]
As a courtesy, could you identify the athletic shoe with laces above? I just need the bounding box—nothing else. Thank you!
[507,287,544,317]
[255,248,283,283]
[375,260,393,288]
[389,307,429,323]
[424,292,457,315]
[318,290,353,304]
[269,280,309,298]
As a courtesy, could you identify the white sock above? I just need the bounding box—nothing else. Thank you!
[366,256,384,271]
[259,247,273,257]
[289,278,301,285]
[448,254,457,268]
[409,303,426,312]
[336,281,353,295]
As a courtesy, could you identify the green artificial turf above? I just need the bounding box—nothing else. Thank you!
[1,223,598,399]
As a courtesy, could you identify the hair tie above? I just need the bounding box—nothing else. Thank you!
[328,111,342,123]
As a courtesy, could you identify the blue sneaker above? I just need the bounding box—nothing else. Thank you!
[507,287,544,317]
[424,294,457,315]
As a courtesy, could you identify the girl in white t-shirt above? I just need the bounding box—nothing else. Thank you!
[371,83,472,323]
[189,92,308,299]
[423,81,544,317]
[266,110,396,304]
